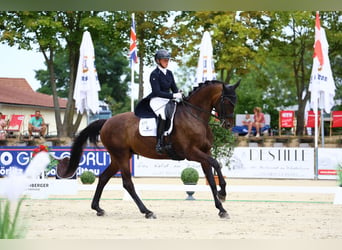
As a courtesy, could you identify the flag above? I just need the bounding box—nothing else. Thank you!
[74,31,101,115]
[195,31,216,86]
[308,11,335,114]
[129,13,138,66]
[313,12,324,67]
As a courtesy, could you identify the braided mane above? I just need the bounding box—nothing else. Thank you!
[185,80,224,100]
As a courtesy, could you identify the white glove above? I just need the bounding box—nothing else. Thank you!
[173,93,182,99]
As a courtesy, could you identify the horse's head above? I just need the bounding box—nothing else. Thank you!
[214,80,240,129]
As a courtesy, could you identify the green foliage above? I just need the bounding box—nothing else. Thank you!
[337,164,342,187]
[1,11,342,136]
[0,198,26,239]
[181,167,199,184]
[80,171,96,184]
[210,118,236,168]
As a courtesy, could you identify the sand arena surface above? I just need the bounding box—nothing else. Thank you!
[19,178,342,239]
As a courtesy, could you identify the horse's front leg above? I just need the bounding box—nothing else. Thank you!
[202,159,229,219]
[91,163,119,216]
[120,164,156,219]
[210,158,227,202]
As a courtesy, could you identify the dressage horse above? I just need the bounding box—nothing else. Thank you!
[57,80,240,219]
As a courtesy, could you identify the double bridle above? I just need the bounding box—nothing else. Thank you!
[181,87,236,127]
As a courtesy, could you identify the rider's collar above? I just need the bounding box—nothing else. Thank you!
[157,65,167,75]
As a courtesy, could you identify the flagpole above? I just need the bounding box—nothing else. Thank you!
[314,102,318,179]
[131,62,134,112]
[130,13,135,112]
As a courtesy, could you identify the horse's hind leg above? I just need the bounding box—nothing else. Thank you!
[120,163,156,219]
[91,163,119,216]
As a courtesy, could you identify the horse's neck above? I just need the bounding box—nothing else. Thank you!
[185,85,221,121]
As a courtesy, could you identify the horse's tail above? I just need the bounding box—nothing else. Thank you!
[57,119,107,178]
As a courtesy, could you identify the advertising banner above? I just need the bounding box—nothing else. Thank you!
[0,146,122,177]
[317,148,342,180]
[226,147,315,179]
[134,147,316,179]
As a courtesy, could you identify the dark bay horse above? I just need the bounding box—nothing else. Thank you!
[57,80,240,219]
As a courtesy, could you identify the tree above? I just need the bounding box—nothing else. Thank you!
[173,11,342,135]
[133,11,175,101]
[0,11,130,137]
[35,42,131,114]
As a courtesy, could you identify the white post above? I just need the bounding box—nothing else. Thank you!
[314,102,319,179]
[131,62,134,112]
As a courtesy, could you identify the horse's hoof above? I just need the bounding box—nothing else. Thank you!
[96,209,105,216]
[218,211,230,219]
[217,193,226,202]
[145,212,157,219]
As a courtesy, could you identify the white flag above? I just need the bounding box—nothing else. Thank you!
[195,31,216,86]
[308,12,335,114]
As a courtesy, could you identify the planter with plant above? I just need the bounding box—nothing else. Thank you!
[209,117,236,184]
[80,171,96,184]
[180,167,199,200]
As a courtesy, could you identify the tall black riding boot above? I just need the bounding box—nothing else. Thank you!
[156,116,166,154]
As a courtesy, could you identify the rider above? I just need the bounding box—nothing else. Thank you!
[151,49,183,153]
[135,49,182,154]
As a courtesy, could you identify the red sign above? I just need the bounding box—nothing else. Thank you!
[280,111,294,128]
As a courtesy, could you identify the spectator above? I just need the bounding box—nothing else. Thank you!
[245,107,265,138]
[242,113,252,126]
[28,110,47,139]
[0,112,7,140]
[0,112,7,130]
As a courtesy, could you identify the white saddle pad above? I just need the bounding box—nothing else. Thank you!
[139,118,157,136]
[138,118,175,137]
[139,104,177,137]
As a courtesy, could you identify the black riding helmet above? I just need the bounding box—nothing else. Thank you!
[154,49,171,65]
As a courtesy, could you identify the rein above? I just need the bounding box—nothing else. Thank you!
[181,92,236,126]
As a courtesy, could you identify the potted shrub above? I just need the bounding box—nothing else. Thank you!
[181,167,199,200]
[80,171,96,184]
[209,117,236,184]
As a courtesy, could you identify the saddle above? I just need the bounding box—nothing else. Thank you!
[138,100,176,137]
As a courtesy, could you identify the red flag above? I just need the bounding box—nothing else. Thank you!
[313,11,324,67]
[129,13,138,65]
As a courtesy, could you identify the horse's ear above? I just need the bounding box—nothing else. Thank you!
[232,79,241,89]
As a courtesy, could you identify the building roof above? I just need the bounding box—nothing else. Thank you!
[0,78,68,108]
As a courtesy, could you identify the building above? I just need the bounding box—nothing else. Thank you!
[0,77,87,136]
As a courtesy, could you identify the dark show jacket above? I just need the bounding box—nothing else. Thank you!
[135,67,178,118]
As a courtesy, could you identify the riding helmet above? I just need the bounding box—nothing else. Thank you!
[154,49,171,62]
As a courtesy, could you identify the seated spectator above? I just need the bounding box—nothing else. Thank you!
[242,113,252,126]
[245,107,265,138]
[0,112,7,130]
[0,112,7,140]
[28,110,47,139]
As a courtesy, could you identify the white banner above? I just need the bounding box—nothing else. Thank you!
[226,147,314,179]
[317,148,342,180]
[134,147,317,179]
[134,155,202,177]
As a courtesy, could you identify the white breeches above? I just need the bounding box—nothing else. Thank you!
[150,97,169,120]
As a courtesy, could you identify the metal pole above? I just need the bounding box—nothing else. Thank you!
[314,101,318,180]
[321,108,324,147]
[131,64,134,112]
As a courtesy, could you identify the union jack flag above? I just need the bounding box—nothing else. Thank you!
[129,13,138,66]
